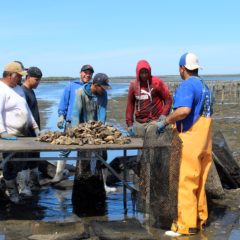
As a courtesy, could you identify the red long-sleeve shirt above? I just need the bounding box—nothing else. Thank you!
[126,60,172,127]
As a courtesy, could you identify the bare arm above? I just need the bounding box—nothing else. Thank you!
[165,107,191,125]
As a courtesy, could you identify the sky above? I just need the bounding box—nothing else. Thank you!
[0,0,240,77]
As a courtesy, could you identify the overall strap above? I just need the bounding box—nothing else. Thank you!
[199,78,213,117]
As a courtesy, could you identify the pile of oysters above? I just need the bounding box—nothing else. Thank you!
[37,121,131,145]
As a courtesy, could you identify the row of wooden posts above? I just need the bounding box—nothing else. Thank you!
[166,81,240,104]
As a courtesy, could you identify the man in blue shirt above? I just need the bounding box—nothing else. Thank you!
[156,53,213,236]
[57,64,94,126]
[52,65,94,183]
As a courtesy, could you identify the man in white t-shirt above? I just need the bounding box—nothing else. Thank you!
[0,61,39,204]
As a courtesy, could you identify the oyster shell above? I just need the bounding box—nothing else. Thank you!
[37,121,131,145]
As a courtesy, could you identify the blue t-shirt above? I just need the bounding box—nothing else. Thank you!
[173,76,203,132]
[58,80,84,122]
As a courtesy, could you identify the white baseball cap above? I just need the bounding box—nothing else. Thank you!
[179,52,202,70]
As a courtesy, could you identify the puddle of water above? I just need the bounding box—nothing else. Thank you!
[0,179,143,223]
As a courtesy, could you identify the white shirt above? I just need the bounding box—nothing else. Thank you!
[0,81,38,135]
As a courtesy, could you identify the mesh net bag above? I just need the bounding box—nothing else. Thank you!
[138,123,182,220]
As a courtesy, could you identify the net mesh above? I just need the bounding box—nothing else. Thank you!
[138,124,182,219]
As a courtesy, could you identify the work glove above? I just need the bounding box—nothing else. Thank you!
[57,115,65,129]
[158,115,167,122]
[127,126,135,137]
[156,120,168,134]
[66,121,72,130]
[0,132,17,140]
[34,127,41,137]
[65,121,72,136]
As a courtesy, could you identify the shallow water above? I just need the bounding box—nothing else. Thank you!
[0,149,142,223]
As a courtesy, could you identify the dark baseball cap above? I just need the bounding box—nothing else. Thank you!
[93,73,111,88]
[14,61,25,70]
[81,64,94,73]
[27,67,42,78]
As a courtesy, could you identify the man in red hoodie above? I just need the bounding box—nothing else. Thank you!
[126,60,172,136]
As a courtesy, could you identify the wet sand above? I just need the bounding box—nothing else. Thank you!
[108,95,240,163]
[213,103,240,162]
[0,94,239,240]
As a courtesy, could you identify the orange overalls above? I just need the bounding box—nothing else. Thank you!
[171,116,213,234]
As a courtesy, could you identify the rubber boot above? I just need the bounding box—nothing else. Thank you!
[29,167,41,191]
[17,169,32,198]
[5,179,20,204]
[102,168,117,193]
[51,161,69,183]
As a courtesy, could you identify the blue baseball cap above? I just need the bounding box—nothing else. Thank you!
[179,52,202,70]
[93,73,111,88]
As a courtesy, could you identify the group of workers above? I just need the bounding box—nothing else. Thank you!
[126,53,213,237]
[0,62,42,204]
[0,52,213,237]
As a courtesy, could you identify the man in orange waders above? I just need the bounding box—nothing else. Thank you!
[156,52,214,237]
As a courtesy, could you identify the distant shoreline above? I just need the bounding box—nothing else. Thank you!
[40,75,240,83]
[41,73,240,80]
[1,74,240,83]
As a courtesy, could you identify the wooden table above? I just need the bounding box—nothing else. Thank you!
[0,137,143,212]
[0,137,143,153]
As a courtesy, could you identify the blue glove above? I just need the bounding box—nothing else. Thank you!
[57,115,65,129]
[127,126,135,137]
[0,132,17,140]
[156,120,168,134]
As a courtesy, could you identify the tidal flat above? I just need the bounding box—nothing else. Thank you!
[0,88,239,240]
